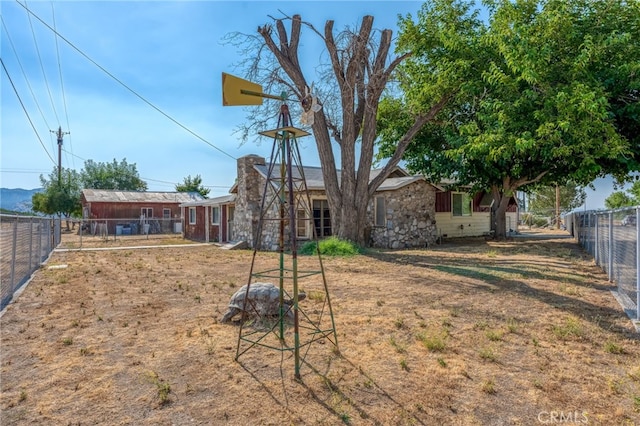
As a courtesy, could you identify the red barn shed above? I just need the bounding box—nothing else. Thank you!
[180,194,235,243]
[81,189,203,234]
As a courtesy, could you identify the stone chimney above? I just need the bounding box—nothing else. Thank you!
[234,155,265,247]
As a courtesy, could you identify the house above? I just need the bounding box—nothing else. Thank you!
[81,189,203,234]
[180,194,236,243]
[182,155,520,248]
[434,186,519,239]
[184,155,439,249]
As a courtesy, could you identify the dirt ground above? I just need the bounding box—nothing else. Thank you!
[1,231,639,425]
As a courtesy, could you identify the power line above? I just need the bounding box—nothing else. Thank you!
[1,15,56,155]
[15,0,237,161]
[51,2,75,170]
[0,168,51,174]
[24,0,60,125]
[1,57,57,166]
[59,149,231,190]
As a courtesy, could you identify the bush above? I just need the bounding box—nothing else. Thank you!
[299,237,361,256]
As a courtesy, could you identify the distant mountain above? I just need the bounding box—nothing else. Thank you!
[0,188,42,213]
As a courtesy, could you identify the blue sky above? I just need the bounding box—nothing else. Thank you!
[0,1,633,209]
[1,1,424,197]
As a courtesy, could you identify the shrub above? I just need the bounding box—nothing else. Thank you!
[299,237,361,256]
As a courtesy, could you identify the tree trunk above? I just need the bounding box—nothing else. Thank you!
[256,15,448,247]
[491,183,512,240]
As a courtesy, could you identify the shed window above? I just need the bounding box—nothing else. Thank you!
[452,193,472,216]
[163,208,171,219]
[375,196,386,227]
[211,206,220,225]
[189,207,196,225]
[141,207,153,219]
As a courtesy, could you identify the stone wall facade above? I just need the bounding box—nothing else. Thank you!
[235,155,438,250]
[367,180,437,249]
[234,155,297,251]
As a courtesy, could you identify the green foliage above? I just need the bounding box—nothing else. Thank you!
[527,183,586,215]
[605,191,635,209]
[175,174,210,198]
[605,180,640,208]
[629,181,640,203]
[378,0,640,238]
[31,167,82,218]
[80,158,147,191]
[298,237,361,256]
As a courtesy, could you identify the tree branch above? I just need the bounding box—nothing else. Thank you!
[368,94,451,196]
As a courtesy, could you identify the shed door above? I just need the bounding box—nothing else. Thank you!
[227,205,235,241]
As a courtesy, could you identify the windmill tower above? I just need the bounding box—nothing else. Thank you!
[222,73,338,379]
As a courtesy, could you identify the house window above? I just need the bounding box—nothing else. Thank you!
[163,208,171,219]
[211,206,220,225]
[374,196,386,227]
[452,193,472,216]
[141,207,153,219]
[312,199,331,238]
[296,209,307,238]
[189,207,196,225]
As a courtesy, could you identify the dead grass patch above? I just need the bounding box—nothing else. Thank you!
[1,236,639,424]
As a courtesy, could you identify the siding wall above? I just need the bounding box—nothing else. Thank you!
[182,205,229,242]
[82,200,182,234]
[84,201,182,220]
[436,211,519,238]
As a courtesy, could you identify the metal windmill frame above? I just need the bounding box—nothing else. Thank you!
[222,73,338,379]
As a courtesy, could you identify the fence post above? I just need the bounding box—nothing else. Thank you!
[28,217,34,272]
[636,206,639,321]
[594,214,599,265]
[37,219,43,264]
[10,219,18,294]
[608,212,613,282]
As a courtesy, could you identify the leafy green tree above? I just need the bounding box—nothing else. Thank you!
[627,181,640,204]
[378,0,638,239]
[80,158,147,191]
[527,183,586,216]
[32,168,82,228]
[175,174,210,198]
[605,191,634,209]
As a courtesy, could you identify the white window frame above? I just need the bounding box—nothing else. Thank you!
[189,207,197,225]
[141,207,153,219]
[374,196,386,227]
[163,208,171,219]
[296,209,307,238]
[452,192,472,217]
[211,206,220,225]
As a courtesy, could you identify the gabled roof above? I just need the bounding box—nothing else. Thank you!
[180,194,236,207]
[249,163,415,192]
[377,176,428,191]
[253,163,326,190]
[82,189,204,204]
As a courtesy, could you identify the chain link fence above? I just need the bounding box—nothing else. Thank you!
[1,215,59,311]
[57,218,184,249]
[566,206,639,322]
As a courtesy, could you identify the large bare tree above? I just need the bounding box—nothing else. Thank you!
[232,14,449,245]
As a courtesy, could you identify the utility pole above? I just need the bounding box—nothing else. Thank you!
[555,183,561,229]
[51,126,69,185]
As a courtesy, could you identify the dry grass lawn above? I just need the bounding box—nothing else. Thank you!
[1,232,639,425]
